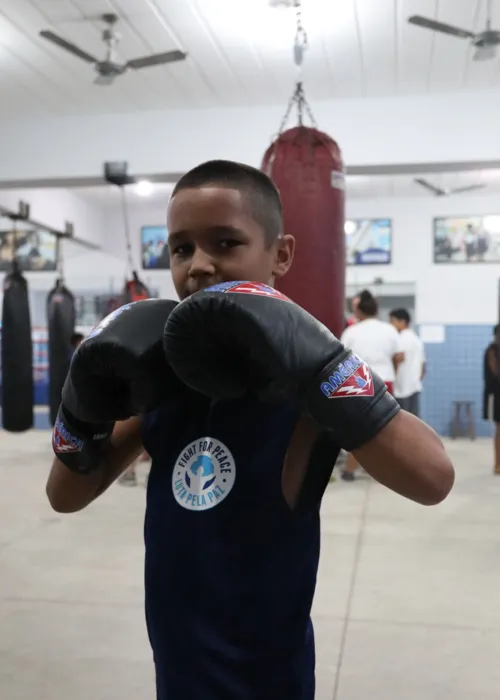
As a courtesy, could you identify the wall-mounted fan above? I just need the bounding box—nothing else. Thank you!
[414,178,486,197]
[408,0,500,61]
[39,12,187,86]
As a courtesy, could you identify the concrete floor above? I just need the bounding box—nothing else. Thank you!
[0,432,498,699]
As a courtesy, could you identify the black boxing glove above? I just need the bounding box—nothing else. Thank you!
[53,299,183,473]
[163,281,400,452]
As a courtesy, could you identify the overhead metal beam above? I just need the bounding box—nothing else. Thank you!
[0,201,100,251]
[0,173,179,190]
[0,160,499,191]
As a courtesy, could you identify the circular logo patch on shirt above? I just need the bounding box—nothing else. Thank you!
[172,437,236,512]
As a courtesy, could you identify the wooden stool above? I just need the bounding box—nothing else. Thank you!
[451,401,476,440]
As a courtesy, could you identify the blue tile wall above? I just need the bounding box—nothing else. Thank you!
[420,325,495,439]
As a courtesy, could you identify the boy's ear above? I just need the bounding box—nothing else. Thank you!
[272,234,295,279]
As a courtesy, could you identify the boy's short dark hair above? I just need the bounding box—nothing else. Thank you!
[357,290,378,317]
[172,160,283,245]
[390,308,411,325]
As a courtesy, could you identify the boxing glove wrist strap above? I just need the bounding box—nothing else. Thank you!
[52,405,114,474]
[305,350,401,452]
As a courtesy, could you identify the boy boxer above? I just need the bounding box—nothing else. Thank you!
[47,160,454,700]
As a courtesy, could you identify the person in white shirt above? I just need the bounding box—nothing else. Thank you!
[340,290,403,481]
[389,308,426,417]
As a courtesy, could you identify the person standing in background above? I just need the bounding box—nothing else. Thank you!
[483,324,500,475]
[389,308,426,417]
[346,294,360,327]
[340,290,403,481]
[118,450,151,487]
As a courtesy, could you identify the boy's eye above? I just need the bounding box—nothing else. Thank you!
[219,239,241,249]
[172,244,192,257]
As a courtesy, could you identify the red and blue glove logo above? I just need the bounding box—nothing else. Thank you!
[53,419,84,453]
[204,281,291,302]
[320,354,374,399]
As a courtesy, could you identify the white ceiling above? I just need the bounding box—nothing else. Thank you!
[0,0,499,117]
[72,169,500,205]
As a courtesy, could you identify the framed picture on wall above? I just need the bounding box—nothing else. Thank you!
[0,229,57,272]
[345,218,392,265]
[141,225,170,270]
[433,216,500,263]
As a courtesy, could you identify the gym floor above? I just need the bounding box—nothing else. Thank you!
[0,432,497,699]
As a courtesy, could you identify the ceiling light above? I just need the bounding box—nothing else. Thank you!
[136,180,153,197]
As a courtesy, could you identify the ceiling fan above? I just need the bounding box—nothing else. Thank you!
[39,12,187,86]
[408,0,500,61]
[414,178,487,197]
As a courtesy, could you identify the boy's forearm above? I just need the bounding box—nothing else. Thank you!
[46,457,108,513]
[46,417,144,513]
[352,411,454,505]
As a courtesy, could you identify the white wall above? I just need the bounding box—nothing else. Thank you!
[0,187,112,294]
[346,194,500,325]
[102,201,177,300]
[102,192,500,325]
[0,187,101,243]
[1,90,500,181]
[0,187,175,298]
[4,182,498,324]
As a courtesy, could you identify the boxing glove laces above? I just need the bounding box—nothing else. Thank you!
[163,281,400,452]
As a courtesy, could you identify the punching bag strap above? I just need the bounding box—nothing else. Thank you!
[120,187,150,301]
[120,186,135,277]
[55,235,65,285]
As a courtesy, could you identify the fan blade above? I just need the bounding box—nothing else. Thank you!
[126,50,187,70]
[39,30,98,64]
[414,178,446,196]
[449,184,486,194]
[408,15,475,39]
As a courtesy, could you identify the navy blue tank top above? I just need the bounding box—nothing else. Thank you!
[142,392,338,700]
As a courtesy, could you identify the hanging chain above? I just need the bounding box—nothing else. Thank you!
[293,0,308,69]
[277,86,300,134]
[275,0,317,134]
[120,186,135,275]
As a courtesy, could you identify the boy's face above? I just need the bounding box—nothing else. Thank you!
[167,186,294,300]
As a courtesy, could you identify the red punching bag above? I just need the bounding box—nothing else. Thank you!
[262,103,346,338]
[122,271,150,304]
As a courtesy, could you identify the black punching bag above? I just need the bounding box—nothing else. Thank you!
[47,281,75,426]
[1,262,34,431]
